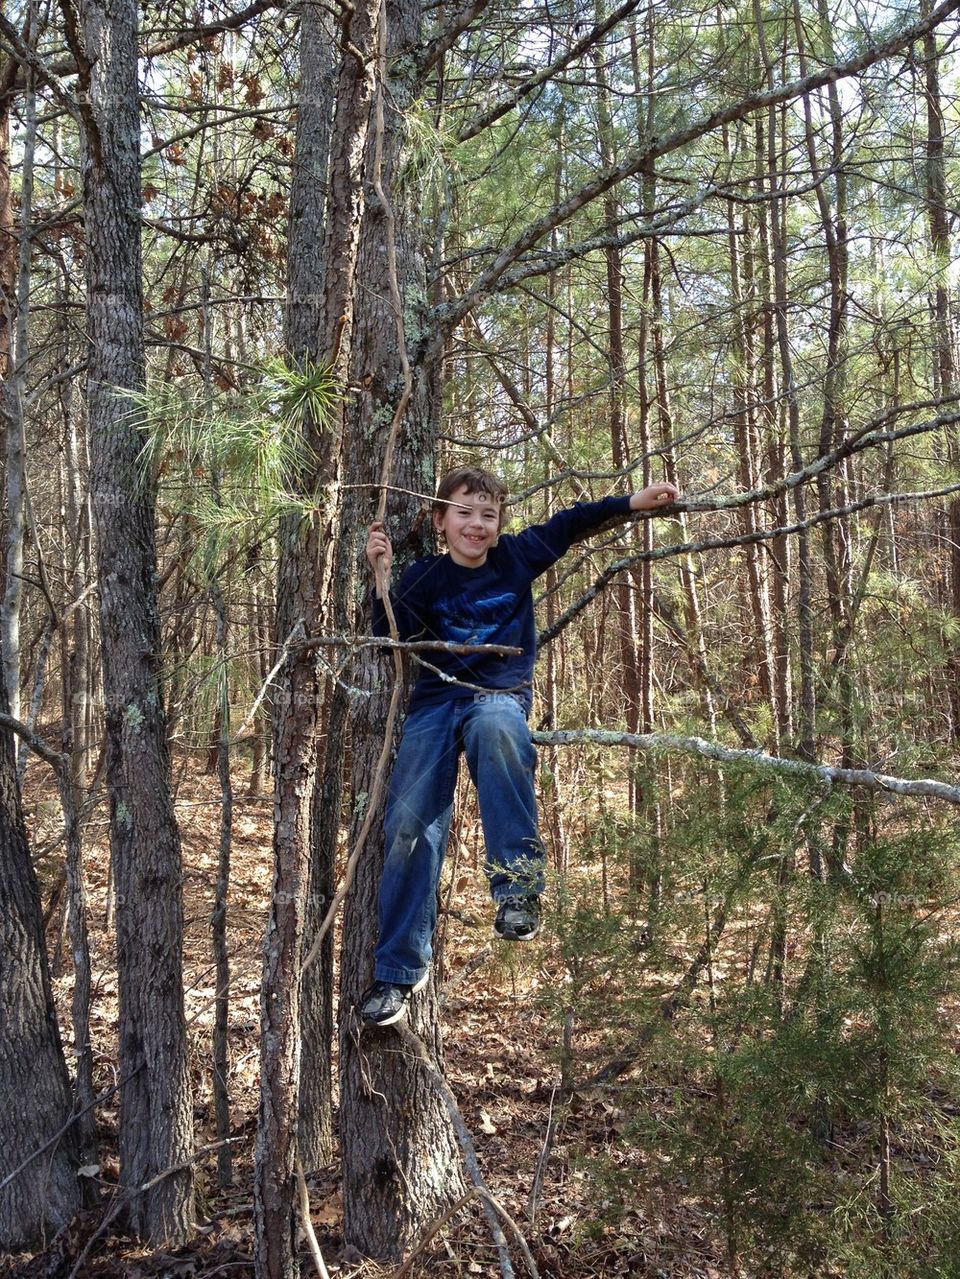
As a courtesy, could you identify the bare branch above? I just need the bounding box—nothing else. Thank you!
[0,710,66,769]
[393,1021,541,1279]
[417,0,491,77]
[532,728,960,806]
[141,0,287,58]
[301,634,523,657]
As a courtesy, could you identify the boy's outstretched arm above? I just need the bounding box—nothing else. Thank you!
[629,482,680,511]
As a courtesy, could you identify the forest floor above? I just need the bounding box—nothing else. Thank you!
[9,758,838,1279]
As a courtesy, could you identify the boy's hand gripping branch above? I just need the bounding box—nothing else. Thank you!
[628,482,680,511]
[367,520,393,598]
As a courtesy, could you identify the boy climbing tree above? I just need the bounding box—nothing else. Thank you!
[360,466,679,1026]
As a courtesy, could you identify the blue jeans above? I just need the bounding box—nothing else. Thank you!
[374,694,545,984]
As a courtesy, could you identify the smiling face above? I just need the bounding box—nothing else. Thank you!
[434,484,503,567]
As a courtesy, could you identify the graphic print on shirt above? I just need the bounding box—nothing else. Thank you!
[433,590,522,647]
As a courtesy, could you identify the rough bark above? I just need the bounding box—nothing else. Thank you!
[921,0,960,739]
[253,0,380,1267]
[338,0,464,1251]
[0,663,80,1247]
[0,69,26,723]
[79,0,194,1242]
[285,0,338,1174]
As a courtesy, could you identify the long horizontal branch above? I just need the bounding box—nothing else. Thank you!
[438,0,960,331]
[517,400,958,521]
[531,728,960,807]
[672,407,960,517]
[301,635,523,657]
[539,479,960,645]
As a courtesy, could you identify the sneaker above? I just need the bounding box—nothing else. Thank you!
[359,971,429,1027]
[493,894,541,941]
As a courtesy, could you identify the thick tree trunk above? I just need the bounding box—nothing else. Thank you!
[338,4,464,1251]
[0,670,80,1247]
[79,0,194,1242]
[253,0,380,1268]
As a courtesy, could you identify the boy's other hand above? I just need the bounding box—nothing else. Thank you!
[629,483,680,511]
[366,521,393,575]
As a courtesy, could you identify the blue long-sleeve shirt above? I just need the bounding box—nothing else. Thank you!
[371,495,633,715]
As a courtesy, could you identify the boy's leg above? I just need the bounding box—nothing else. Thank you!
[461,693,545,906]
[373,703,460,986]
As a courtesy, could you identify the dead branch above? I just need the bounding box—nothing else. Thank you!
[301,634,523,657]
[0,709,66,769]
[531,728,960,807]
[296,1160,332,1279]
[418,0,490,76]
[389,1190,480,1278]
[584,886,737,1088]
[527,1084,559,1229]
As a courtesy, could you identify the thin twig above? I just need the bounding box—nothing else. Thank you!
[296,1160,332,1279]
[527,1085,559,1229]
[0,1071,140,1195]
[66,1139,239,1279]
[231,619,304,741]
[389,1190,479,1278]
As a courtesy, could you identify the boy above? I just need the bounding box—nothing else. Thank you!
[360,466,679,1026]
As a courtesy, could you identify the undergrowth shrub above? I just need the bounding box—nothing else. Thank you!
[542,762,960,1276]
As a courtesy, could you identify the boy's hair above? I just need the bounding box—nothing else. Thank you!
[433,466,509,530]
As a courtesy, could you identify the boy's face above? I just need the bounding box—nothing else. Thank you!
[434,484,502,567]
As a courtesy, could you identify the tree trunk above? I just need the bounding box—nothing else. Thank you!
[253,0,381,1266]
[338,2,464,1251]
[0,665,80,1247]
[920,0,960,739]
[79,0,194,1241]
[0,51,30,725]
[286,0,338,1175]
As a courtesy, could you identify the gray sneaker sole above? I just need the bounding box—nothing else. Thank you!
[363,1002,409,1028]
[361,970,430,1027]
[493,921,540,942]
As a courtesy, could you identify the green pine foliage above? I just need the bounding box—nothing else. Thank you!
[127,353,338,565]
[538,765,960,1275]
